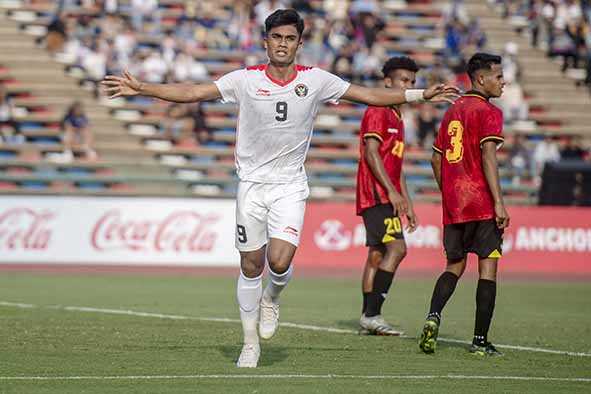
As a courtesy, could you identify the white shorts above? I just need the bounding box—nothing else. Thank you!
[235,180,309,252]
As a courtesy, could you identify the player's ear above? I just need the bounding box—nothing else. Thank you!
[477,72,485,87]
[384,77,393,88]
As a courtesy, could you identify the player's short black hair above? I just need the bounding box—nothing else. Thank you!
[381,56,419,77]
[265,9,305,37]
[467,53,502,81]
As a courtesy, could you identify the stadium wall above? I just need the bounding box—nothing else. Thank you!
[0,196,590,275]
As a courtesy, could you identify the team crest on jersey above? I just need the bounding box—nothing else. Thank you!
[294,84,308,97]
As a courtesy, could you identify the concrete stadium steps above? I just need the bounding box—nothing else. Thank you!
[464,0,590,137]
[0,12,161,183]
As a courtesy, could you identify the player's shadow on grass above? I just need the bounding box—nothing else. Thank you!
[218,345,289,366]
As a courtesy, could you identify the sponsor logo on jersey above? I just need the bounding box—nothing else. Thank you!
[294,84,308,97]
[256,89,271,96]
[387,128,399,134]
[284,226,299,236]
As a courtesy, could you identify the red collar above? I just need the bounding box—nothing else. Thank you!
[248,64,312,87]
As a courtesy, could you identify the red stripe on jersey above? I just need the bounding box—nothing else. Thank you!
[246,64,313,86]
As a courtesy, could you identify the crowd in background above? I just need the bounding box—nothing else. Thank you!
[492,0,591,91]
[41,0,491,151]
[3,0,588,181]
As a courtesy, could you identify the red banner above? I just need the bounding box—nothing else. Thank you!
[297,203,591,276]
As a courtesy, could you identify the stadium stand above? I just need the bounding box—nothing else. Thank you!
[0,0,589,205]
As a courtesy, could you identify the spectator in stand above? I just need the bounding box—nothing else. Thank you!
[172,49,209,83]
[141,49,168,84]
[542,0,557,56]
[466,18,488,50]
[81,40,107,98]
[496,42,529,124]
[186,102,211,146]
[255,0,289,27]
[161,103,192,143]
[561,135,587,160]
[353,11,384,49]
[162,103,210,148]
[62,101,97,162]
[445,18,464,59]
[533,133,561,184]
[529,0,544,48]
[509,133,533,186]
[43,13,67,55]
[584,18,591,93]
[0,84,24,145]
[113,22,136,69]
[130,0,160,34]
[416,104,438,148]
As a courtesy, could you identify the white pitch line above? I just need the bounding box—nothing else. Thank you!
[2,301,591,357]
[0,301,35,308]
[0,374,589,382]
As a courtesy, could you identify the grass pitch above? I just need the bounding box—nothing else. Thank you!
[0,271,590,393]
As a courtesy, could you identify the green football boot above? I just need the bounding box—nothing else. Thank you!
[419,316,440,354]
[469,341,503,356]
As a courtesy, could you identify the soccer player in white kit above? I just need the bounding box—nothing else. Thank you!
[103,9,458,368]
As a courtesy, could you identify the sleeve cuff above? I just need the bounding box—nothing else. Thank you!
[480,136,504,150]
[363,133,384,143]
[432,145,443,154]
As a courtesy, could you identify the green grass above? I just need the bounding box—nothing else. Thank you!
[0,272,590,393]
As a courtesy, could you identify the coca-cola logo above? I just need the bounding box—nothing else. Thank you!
[314,220,352,251]
[91,209,220,253]
[0,208,54,250]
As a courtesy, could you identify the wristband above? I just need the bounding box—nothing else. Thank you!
[404,89,425,103]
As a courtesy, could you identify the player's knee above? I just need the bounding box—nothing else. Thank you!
[368,248,384,268]
[385,242,406,265]
[394,243,407,261]
[446,258,466,277]
[267,247,294,274]
[478,259,498,281]
[240,258,264,278]
[267,257,291,275]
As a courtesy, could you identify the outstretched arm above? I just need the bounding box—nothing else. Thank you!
[342,83,459,106]
[101,70,222,103]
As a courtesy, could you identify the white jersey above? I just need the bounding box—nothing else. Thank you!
[214,64,351,183]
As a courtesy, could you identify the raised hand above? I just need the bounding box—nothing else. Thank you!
[423,83,460,104]
[101,70,142,99]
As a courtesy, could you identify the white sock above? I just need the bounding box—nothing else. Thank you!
[237,270,262,345]
[264,264,293,302]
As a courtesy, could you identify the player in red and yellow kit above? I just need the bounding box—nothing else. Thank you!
[356,57,421,335]
[419,53,510,356]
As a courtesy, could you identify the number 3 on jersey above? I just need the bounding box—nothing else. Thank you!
[445,120,464,163]
[275,101,288,122]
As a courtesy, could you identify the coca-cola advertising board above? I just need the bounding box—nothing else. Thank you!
[297,203,591,276]
[1,196,590,274]
[0,196,239,265]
